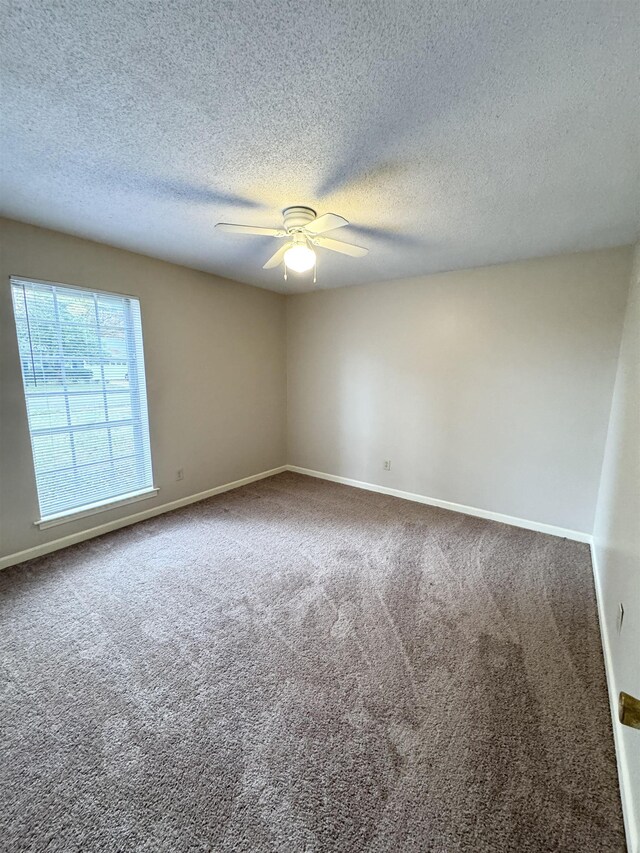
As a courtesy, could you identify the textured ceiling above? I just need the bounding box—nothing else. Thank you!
[1,1,639,293]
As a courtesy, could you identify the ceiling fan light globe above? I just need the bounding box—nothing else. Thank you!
[284,244,316,273]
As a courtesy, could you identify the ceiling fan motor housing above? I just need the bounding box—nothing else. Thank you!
[283,206,316,232]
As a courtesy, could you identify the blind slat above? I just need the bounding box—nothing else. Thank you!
[29,417,138,437]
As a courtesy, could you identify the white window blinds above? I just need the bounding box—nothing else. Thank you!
[11,278,154,521]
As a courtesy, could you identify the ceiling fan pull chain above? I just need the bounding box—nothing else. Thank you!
[313,259,317,285]
[284,261,288,282]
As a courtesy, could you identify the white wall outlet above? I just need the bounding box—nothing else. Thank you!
[617,603,624,634]
[383,460,391,471]
[176,468,184,481]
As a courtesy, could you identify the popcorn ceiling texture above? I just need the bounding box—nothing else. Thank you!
[0,473,624,851]
[1,0,638,292]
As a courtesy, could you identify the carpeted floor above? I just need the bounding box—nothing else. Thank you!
[0,472,624,852]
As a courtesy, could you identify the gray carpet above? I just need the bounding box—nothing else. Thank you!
[0,472,624,852]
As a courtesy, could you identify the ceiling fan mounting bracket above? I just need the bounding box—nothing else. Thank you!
[283,206,316,232]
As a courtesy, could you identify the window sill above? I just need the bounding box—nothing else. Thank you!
[35,487,160,530]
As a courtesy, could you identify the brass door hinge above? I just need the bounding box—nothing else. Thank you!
[619,692,640,729]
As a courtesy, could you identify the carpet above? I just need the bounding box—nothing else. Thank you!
[0,472,624,851]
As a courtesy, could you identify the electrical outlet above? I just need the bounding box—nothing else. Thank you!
[617,603,624,634]
[176,468,184,481]
[383,460,391,471]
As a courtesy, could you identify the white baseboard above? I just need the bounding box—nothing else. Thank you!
[2,462,590,570]
[0,466,287,571]
[286,465,591,543]
[590,541,637,853]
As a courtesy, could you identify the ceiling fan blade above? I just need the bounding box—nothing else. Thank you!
[313,236,369,258]
[216,223,284,237]
[263,243,292,269]
[304,213,349,235]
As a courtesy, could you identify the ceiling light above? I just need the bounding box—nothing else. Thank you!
[284,243,316,273]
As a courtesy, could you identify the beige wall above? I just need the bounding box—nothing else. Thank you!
[0,218,286,559]
[286,248,632,532]
[0,222,633,560]
[593,243,640,851]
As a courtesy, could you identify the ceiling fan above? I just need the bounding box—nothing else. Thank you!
[215,206,368,281]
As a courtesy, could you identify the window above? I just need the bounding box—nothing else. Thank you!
[11,277,156,526]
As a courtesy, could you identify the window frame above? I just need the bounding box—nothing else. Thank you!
[9,275,158,528]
